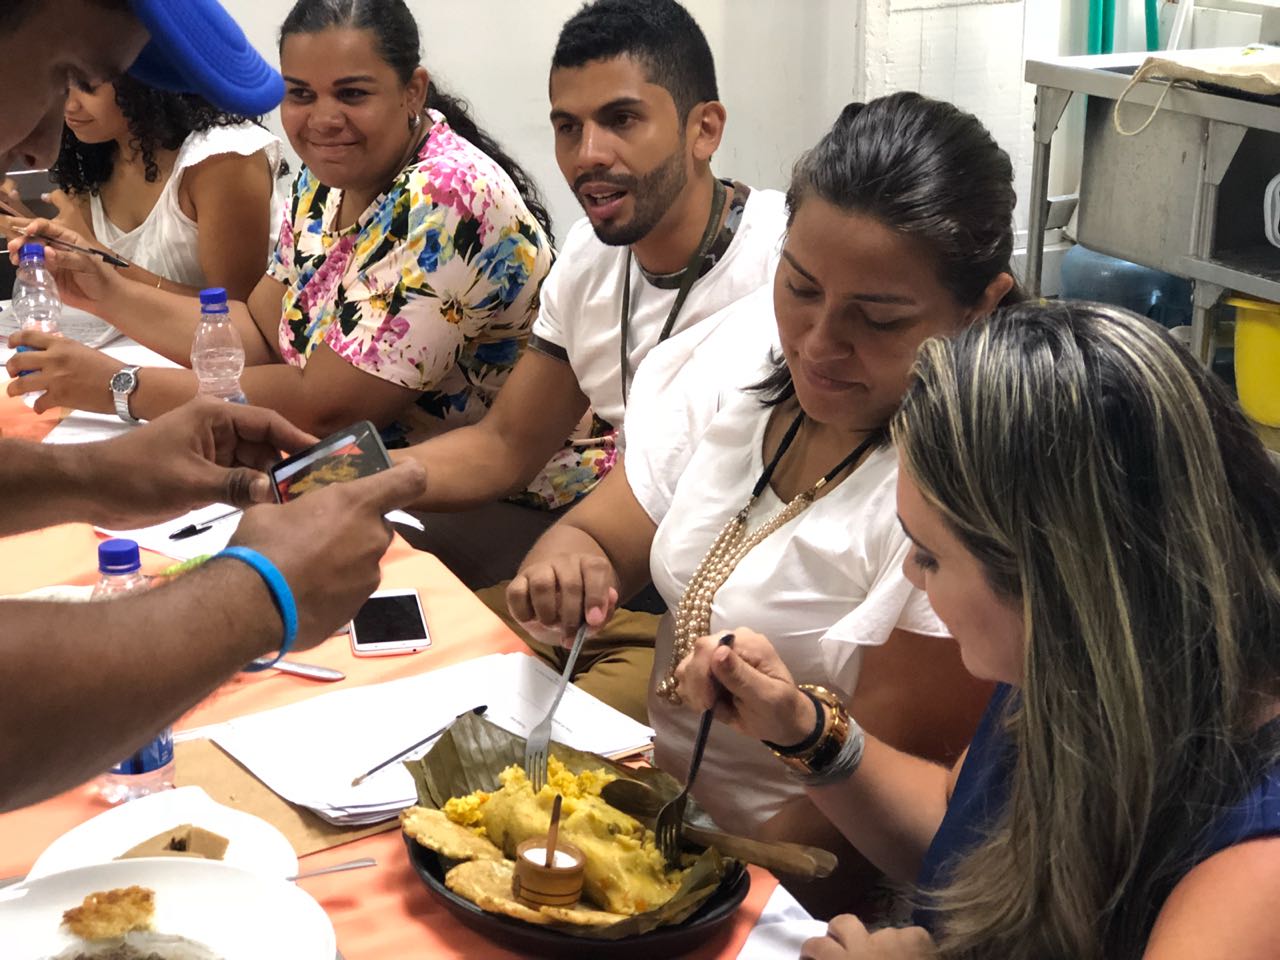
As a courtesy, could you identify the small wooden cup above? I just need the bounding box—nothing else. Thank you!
[512,838,586,907]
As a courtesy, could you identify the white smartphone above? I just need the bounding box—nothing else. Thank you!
[348,589,431,657]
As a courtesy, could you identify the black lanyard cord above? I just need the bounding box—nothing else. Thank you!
[618,177,729,410]
[752,411,881,501]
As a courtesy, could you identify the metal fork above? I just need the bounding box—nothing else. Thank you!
[655,633,734,866]
[524,623,589,792]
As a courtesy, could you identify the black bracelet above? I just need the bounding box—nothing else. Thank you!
[762,689,824,756]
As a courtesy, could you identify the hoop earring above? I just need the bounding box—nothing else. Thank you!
[408,112,422,131]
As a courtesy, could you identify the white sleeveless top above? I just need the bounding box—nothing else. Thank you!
[90,123,284,289]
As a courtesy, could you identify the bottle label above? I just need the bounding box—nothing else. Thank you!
[110,728,175,775]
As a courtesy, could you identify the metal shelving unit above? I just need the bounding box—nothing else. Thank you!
[1024,49,1280,362]
[1182,248,1280,302]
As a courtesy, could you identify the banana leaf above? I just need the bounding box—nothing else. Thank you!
[402,711,737,940]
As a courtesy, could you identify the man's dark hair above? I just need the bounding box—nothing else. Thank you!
[552,0,719,119]
[2,0,129,32]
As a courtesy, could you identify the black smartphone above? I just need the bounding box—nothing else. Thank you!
[269,421,392,503]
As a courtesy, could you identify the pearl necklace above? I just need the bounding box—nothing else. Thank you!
[658,412,880,704]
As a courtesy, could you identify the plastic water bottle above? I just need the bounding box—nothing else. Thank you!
[93,539,176,804]
[12,242,62,334]
[191,287,247,403]
[12,242,62,408]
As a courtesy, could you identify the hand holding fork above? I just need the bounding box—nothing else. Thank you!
[655,633,735,867]
[523,623,589,793]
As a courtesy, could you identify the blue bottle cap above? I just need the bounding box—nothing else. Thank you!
[19,243,45,261]
[98,538,141,575]
[199,287,228,306]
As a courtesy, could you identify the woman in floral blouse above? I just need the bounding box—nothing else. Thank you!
[7,0,554,446]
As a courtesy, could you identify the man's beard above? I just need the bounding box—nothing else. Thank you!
[575,146,689,247]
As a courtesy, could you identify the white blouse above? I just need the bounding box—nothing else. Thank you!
[91,123,284,289]
[624,294,945,834]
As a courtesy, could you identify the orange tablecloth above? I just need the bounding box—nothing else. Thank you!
[0,511,776,956]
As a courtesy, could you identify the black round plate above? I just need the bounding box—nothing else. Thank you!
[402,833,751,958]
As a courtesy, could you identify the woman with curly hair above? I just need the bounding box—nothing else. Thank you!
[45,74,281,298]
[6,0,552,449]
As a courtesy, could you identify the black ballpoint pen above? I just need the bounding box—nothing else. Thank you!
[38,234,131,269]
[169,508,243,540]
[0,197,131,269]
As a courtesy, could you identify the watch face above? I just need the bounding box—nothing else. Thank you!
[110,369,135,392]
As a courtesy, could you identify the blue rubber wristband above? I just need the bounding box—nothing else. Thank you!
[216,546,298,671]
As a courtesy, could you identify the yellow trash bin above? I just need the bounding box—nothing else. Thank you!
[1228,296,1280,427]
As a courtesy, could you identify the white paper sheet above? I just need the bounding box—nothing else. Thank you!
[211,652,655,825]
[0,302,121,349]
[97,503,242,563]
[96,507,423,564]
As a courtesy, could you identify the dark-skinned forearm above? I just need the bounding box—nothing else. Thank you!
[0,440,116,535]
[0,559,280,812]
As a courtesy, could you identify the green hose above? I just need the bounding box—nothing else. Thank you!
[1144,0,1160,49]
[1088,0,1103,54]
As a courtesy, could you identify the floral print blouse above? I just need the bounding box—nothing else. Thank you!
[267,109,552,444]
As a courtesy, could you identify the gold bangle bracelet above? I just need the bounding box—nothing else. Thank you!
[770,684,851,774]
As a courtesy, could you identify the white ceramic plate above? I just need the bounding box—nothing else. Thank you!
[28,786,298,881]
[1,857,334,959]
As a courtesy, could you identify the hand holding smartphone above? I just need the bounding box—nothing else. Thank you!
[269,423,426,656]
[269,420,392,503]
[349,589,431,657]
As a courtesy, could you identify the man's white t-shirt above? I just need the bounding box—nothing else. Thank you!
[623,320,946,833]
[529,184,787,428]
[622,284,780,494]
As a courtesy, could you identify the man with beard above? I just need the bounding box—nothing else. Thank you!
[397,0,786,721]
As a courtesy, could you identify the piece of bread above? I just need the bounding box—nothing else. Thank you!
[401,807,504,862]
[62,885,155,940]
[445,859,552,925]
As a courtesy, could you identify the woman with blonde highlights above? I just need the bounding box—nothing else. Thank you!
[674,300,1280,958]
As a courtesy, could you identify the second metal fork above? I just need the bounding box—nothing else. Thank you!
[655,633,735,866]
[524,623,589,792]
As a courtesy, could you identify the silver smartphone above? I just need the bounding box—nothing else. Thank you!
[349,589,431,657]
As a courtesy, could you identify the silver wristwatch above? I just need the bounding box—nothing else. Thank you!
[109,365,142,424]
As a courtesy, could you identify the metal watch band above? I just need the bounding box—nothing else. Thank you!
[112,365,142,424]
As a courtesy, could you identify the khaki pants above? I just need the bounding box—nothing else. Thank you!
[475,584,658,725]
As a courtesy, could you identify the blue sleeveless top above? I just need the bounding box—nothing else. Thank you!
[914,685,1280,931]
